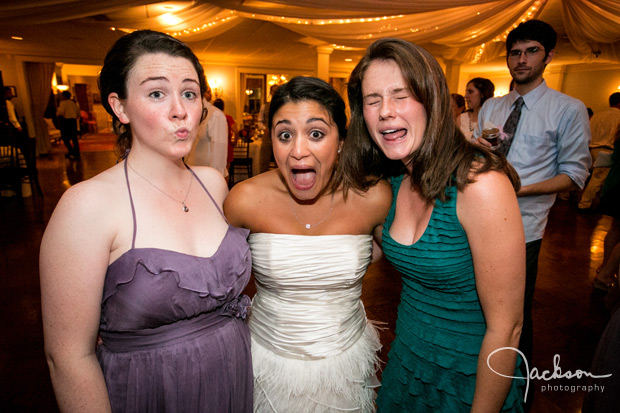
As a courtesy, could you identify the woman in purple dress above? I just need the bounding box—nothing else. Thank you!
[40,30,252,412]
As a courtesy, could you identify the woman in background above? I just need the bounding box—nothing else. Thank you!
[40,30,252,412]
[225,76,391,412]
[458,77,495,140]
[450,93,465,121]
[344,38,525,412]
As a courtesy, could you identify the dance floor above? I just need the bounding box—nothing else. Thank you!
[0,136,615,412]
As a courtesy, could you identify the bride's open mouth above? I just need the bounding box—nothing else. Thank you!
[291,168,316,190]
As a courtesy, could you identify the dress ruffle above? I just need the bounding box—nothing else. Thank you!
[103,226,251,302]
[253,322,381,413]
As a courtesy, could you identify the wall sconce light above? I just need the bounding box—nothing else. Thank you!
[245,89,254,96]
[56,84,70,92]
[208,79,223,99]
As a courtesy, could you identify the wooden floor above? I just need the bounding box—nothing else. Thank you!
[0,136,615,412]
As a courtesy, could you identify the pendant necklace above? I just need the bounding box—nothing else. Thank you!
[128,162,193,212]
[290,195,334,230]
[468,111,475,132]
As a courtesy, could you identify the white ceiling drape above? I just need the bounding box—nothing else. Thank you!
[1,0,619,65]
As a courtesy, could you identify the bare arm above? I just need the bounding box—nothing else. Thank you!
[458,170,526,412]
[517,173,578,197]
[40,183,114,412]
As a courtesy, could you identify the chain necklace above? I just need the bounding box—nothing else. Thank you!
[290,195,334,230]
[128,162,193,212]
[468,111,475,132]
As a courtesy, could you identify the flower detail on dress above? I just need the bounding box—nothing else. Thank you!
[220,294,251,320]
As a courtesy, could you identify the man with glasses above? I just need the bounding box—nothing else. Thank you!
[475,19,591,391]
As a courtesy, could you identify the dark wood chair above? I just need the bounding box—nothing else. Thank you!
[0,123,43,198]
[228,138,253,187]
[0,123,22,197]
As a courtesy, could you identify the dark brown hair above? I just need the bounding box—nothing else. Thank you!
[344,37,519,203]
[268,76,349,196]
[98,30,207,158]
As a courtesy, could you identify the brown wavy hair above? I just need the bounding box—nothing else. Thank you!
[343,38,519,203]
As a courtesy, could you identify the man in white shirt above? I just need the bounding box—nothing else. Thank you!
[186,86,229,178]
[578,92,620,210]
[476,20,591,378]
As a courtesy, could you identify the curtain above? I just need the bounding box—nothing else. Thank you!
[25,62,55,156]
[1,1,620,64]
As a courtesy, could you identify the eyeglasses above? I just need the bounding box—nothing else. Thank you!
[508,46,543,60]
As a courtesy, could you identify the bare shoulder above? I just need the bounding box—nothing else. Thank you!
[457,169,519,225]
[189,166,228,205]
[461,169,514,202]
[55,164,125,220]
[349,178,392,214]
[43,164,126,254]
[224,170,280,227]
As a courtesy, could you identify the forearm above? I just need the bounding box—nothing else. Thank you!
[517,173,578,197]
[471,327,522,412]
[47,354,112,412]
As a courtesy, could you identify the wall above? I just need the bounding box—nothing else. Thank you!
[562,63,620,114]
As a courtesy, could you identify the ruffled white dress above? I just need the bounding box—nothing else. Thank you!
[248,233,381,413]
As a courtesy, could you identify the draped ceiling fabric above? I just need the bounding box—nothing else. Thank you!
[0,0,619,67]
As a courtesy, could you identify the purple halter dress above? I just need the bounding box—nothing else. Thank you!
[96,160,253,412]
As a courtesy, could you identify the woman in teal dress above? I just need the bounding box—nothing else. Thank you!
[342,38,526,411]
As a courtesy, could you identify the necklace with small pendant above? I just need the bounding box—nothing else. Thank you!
[290,195,334,230]
[128,161,193,213]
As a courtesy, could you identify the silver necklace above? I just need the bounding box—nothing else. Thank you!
[468,111,475,132]
[128,162,193,212]
[290,195,334,230]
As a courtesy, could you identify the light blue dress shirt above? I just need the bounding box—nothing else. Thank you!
[476,80,591,242]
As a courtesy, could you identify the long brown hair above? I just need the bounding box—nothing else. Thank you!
[343,38,519,202]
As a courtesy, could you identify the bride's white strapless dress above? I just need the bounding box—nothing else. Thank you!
[248,233,381,413]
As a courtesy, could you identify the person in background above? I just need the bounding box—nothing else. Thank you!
[4,86,22,133]
[346,37,525,411]
[40,30,253,412]
[457,77,494,141]
[213,98,236,172]
[225,76,391,412]
[56,90,81,159]
[450,92,465,121]
[257,83,280,173]
[577,92,620,211]
[186,84,229,178]
[475,20,591,391]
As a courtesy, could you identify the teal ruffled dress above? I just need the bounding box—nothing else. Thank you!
[376,175,524,412]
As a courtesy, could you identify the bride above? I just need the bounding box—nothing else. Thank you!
[224,76,391,412]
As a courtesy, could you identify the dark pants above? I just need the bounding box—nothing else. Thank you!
[59,117,80,157]
[521,238,542,410]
